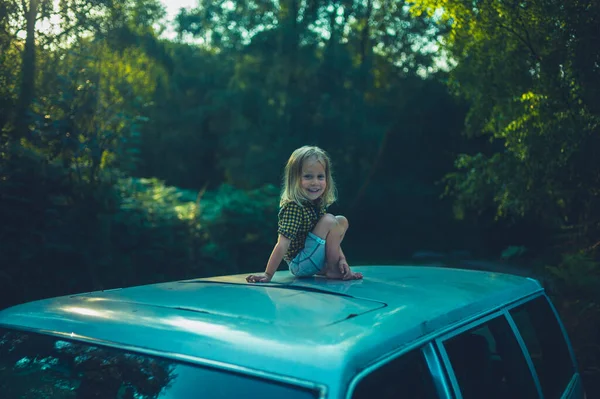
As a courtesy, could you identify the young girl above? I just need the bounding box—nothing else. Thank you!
[246,146,363,283]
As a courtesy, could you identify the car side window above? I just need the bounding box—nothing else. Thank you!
[351,348,439,399]
[510,296,575,399]
[0,327,320,399]
[442,316,539,399]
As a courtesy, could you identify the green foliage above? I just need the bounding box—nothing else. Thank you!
[0,141,120,304]
[410,0,600,249]
[118,177,200,226]
[0,0,189,307]
[114,179,280,278]
[0,155,280,308]
[546,252,600,302]
[199,184,280,273]
[157,0,452,193]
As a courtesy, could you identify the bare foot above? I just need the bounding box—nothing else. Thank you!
[344,271,363,280]
[324,264,363,280]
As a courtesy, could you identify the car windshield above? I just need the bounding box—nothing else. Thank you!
[0,327,320,399]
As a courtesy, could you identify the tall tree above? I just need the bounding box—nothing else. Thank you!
[10,0,49,138]
[409,0,600,248]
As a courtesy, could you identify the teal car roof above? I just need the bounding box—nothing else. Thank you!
[0,266,542,393]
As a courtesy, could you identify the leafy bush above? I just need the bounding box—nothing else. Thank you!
[546,252,600,301]
[0,155,280,308]
[111,179,280,282]
[198,184,279,274]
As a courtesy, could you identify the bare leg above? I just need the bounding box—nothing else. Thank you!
[312,214,363,280]
[324,215,345,269]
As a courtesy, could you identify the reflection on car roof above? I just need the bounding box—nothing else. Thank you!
[0,266,542,388]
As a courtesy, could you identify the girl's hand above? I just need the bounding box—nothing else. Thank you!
[338,258,350,275]
[246,273,272,283]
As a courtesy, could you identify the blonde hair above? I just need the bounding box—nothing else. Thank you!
[280,146,337,207]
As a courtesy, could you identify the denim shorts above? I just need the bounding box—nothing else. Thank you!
[289,232,326,277]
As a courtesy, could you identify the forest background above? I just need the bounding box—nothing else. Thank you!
[1,0,599,393]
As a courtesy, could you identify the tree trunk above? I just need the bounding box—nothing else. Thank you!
[350,0,379,211]
[15,0,38,139]
[359,0,373,81]
[281,0,299,136]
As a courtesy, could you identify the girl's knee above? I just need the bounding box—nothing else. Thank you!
[316,214,347,235]
[335,215,348,231]
[319,213,337,229]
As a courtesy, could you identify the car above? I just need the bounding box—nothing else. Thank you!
[0,265,585,398]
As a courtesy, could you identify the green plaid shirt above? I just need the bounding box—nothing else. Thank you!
[278,200,327,263]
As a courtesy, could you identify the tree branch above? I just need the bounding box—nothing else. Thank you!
[496,21,539,59]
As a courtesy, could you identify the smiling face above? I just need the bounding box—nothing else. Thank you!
[280,146,337,207]
[300,156,327,202]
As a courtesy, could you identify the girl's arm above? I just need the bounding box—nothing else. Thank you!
[246,234,291,283]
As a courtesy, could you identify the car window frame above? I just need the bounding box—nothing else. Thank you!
[0,324,328,399]
[538,293,580,371]
[507,293,582,399]
[507,293,581,399]
[435,292,579,399]
[436,308,544,399]
[345,341,453,399]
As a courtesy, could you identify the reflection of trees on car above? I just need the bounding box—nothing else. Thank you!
[0,328,176,399]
